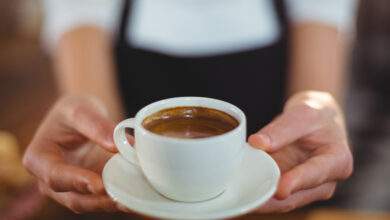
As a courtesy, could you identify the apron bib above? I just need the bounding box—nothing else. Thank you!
[115,0,289,134]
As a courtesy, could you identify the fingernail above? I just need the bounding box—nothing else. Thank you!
[87,184,95,193]
[105,134,114,146]
[248,134,271,151]
[257,133,272,148]
[88,183,104,194]
[116,204,132,213]
[104,136,117,152]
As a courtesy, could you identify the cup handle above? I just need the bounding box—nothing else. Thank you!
[113,118,139,166]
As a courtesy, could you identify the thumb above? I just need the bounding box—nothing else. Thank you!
[248,104,325,152]
[63,99,118,153]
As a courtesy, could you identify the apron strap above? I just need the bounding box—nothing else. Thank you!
[274,0,288,35]
[118,0,131,43]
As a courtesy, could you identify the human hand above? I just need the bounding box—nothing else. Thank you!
[248,91,353,213]
[23,96,124,213]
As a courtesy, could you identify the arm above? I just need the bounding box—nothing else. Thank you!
[54,26,124,122]
[287,23,350,103]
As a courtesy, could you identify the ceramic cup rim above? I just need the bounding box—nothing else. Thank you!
[133,96,246,144]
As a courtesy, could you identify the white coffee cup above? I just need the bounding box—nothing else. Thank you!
[113,97,247,202]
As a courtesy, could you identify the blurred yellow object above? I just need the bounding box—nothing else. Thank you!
[0,131,31,190]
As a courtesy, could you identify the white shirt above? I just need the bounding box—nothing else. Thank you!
[43,0,357,57]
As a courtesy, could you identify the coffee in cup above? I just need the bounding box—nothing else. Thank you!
[142,106,239,139]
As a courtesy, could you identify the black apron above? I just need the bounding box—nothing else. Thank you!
[115,0,289,135]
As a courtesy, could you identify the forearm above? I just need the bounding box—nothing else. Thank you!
[287,23,350,104]
[53,26,124,122]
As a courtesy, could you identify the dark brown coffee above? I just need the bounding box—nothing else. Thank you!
[142,106,239,139]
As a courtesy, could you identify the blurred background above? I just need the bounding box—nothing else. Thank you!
[0,0,390,219]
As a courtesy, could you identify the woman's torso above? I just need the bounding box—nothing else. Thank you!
[115,0,288,134]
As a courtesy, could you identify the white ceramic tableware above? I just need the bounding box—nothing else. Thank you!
[103,145,280,219]
[113,97,247,202]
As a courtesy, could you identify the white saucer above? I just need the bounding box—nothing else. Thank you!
[103,146,280,220]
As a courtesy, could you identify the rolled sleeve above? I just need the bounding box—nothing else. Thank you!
[42,0,123,50]
[286,0,358,32]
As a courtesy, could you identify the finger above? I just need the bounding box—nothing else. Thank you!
[126,134,135,145]
[256,182,336,213]
[27,151,105,194]
[276,149,351,199]
[249,104,325,152]
[64,100,117,152]
[48,162,105,194]
[116,204,133,213]
[39,182,118,213]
